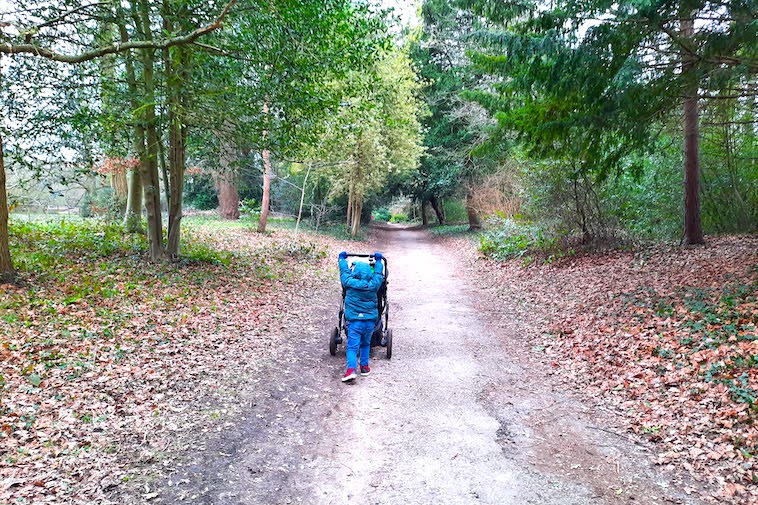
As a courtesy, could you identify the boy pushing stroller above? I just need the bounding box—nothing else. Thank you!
[338,251,384,382]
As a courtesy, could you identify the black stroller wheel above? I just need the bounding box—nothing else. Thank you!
[385,329,393,360]
[329,327,339,356]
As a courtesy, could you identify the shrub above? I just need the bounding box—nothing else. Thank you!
[372,208,391,222]
[443,199,468,223]
[389,213,409,223]
[479,215,565,262]
[239,198,260,220]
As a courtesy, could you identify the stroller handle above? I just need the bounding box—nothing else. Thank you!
[343,253,388,279]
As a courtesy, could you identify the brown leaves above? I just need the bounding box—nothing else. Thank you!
[466,235,758,504]
[1,224,339,503]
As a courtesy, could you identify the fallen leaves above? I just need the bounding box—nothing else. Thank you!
[0,221,343,504]
[463,235,758,504]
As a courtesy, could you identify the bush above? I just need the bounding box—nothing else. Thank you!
[372,208,391,222]
[443,199,468,223]
[239,198,260,220]
[427,225,470,237]
[479,215,565,262]
[10,220,147,271]
[389,213,409,223]
[184,175,219,211]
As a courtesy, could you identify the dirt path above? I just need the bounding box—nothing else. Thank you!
[151,226,706,504]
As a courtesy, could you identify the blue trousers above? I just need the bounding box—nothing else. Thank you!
[346,320,374,369]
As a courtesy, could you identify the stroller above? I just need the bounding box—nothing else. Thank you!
[328,253,393,359]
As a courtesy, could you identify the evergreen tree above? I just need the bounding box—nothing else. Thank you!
[461,0,757,243]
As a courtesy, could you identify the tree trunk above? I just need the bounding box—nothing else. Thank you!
[421,201,429,226]
[217,175,240,219]
[141,79,165,258]
[465,187,481,230]
[159,133,170,210]
[350,199,362,236]
[257,102,271,233]
[165,35,187,258]
[0,130,15,284]
[124,165,143,232]
[132,1,166,260]
[294,162,312,238]
[257,148,272,233]
[429,195,445,225]
[119,23,144,233]
[216,135,240,220]
[681,14,704,245]
[346,188,353,228]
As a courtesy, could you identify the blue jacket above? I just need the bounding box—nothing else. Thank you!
[339,258,384,322]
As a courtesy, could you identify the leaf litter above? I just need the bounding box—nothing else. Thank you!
[0,223,344,504]
[455,234,758,505]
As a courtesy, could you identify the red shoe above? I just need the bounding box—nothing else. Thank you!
[342,368,357,382]
[360,365,371,377]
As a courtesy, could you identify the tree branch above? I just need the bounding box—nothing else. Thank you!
[0,0,237,63]
[34,2,112,31]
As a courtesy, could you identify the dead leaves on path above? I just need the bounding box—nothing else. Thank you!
[0,226,340,504]
[469,235,758,504]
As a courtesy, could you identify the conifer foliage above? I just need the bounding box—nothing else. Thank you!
[460,0,757,243]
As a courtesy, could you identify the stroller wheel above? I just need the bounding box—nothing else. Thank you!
[329,327,339,356]
[385,329,393,360]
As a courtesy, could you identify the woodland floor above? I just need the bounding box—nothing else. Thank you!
[0,222,756,504]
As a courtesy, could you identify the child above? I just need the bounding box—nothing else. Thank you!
[338,251,385,382]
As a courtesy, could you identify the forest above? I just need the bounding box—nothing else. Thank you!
[0,0,756,504]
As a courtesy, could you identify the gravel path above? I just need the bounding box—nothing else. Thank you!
[152,226,706,505]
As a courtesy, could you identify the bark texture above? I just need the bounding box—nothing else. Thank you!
[165,38,187,258]
[681,14,704,245]
[0,131,15,284]
[215,134,240,220]
[465,187,482,231]
[257,148,271,233]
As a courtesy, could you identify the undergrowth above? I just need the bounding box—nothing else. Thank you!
[426,224,471,237]
[479,215,571,264]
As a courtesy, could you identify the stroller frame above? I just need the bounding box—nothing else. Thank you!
[329,253,393,359]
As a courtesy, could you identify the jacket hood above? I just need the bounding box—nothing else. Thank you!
[351,261,373,280]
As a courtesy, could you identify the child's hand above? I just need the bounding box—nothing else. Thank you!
[338,251,348,260]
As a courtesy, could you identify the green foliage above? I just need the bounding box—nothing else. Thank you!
[451,0,758,240]
[479,215,566,262]
[372,208,392,222]
[426,224,471,237]
[239,199,260,220]
[408,4,484,207]
[184,174,219,211]
[180,236,234,266]
[462,0,756,177]
[9,220,146,272]
[442,199,468,224]
[389,213,409,223]
[315,45,426,234]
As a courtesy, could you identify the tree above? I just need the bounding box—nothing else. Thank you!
[411,0,510,229]
[320,47,425,235]
[461,0,757,243]
[0,123,12,283]
[174,0,389,233]
[0,1,237,278]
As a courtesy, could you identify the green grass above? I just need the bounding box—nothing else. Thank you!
[426,224,472,237]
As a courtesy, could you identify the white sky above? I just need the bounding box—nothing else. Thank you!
[382,0,420,28]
